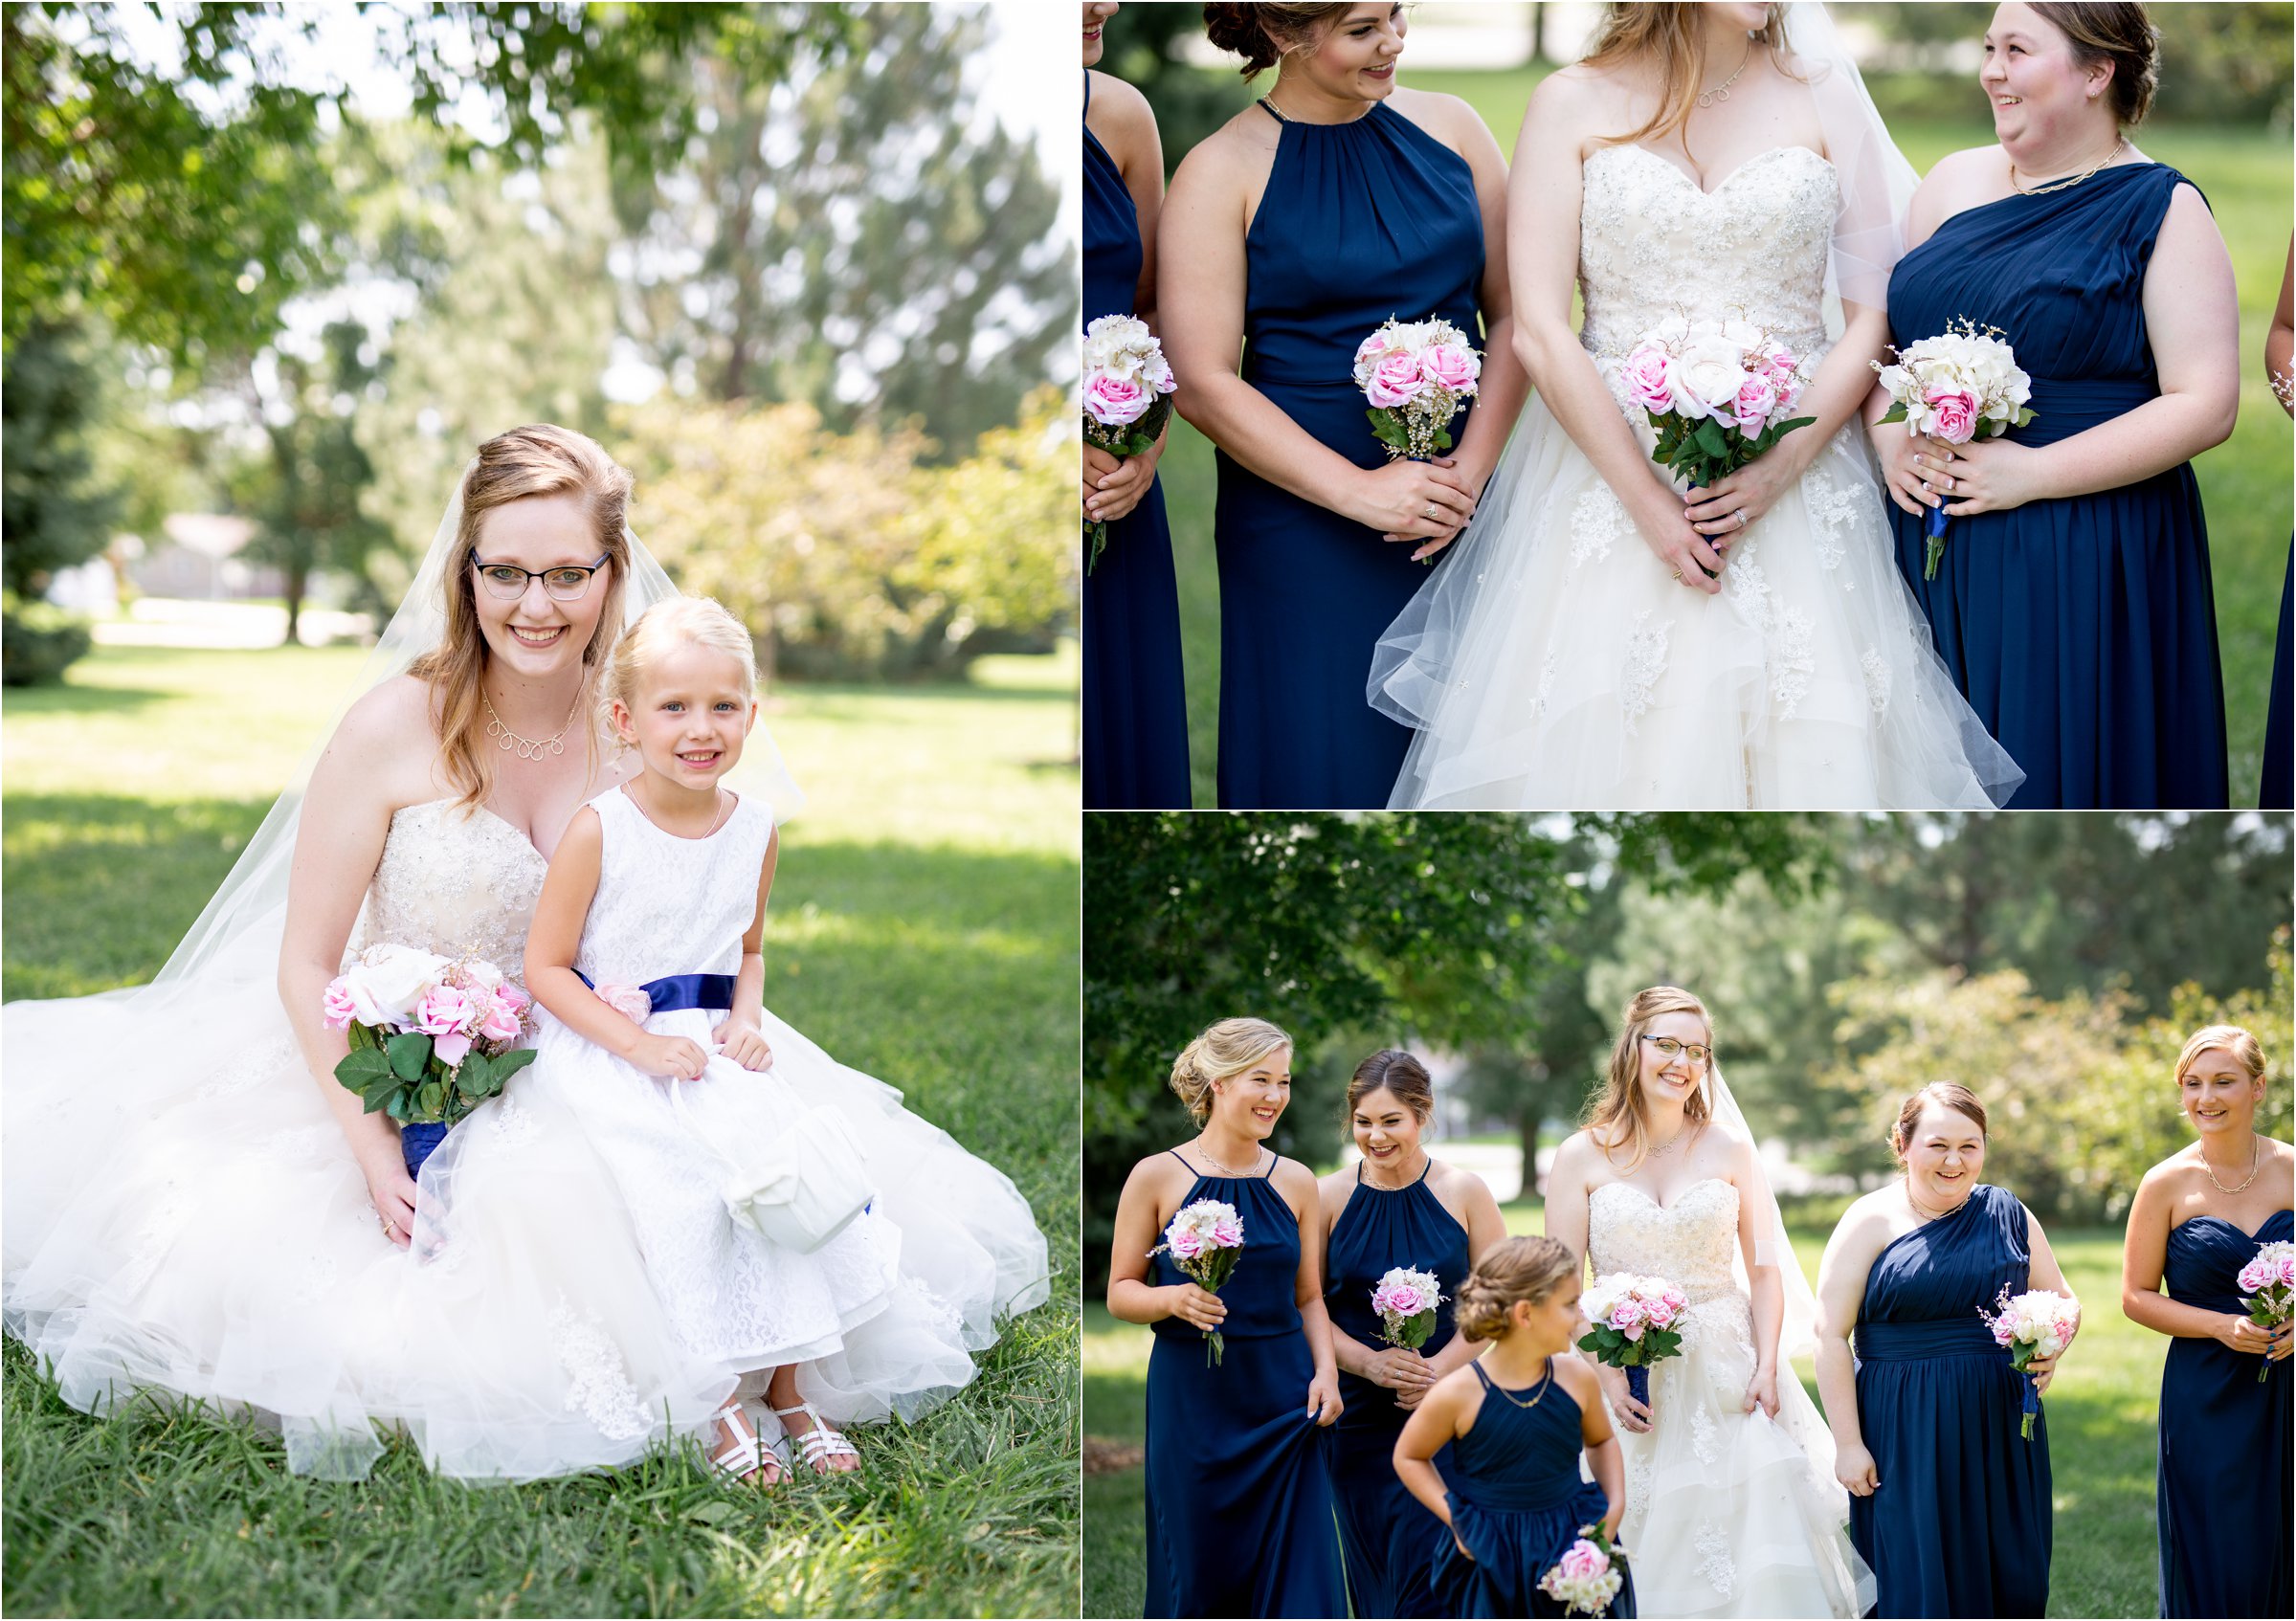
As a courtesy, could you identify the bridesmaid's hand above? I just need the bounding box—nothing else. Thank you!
[1869,423,1944,519]
[1084,437,1163,526]
[364,1151,417,1251]
[2216,1312,2287,1359]
[1595,1363,1652,1433]
[1743,1364,1780,1419]
[1834,1440,1880,1498]
[1365,1346,1436,1395]
[1349,460,1477,551]
[1387,455,1484,562]
[1922,436,2047,519]
[1628,489,1726,596]
[1306,1370,1343,1427]
[1163,1283,1227,1332]
[1452,1531,1476,1563]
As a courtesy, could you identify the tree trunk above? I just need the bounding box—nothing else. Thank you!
[281,568,305,647]
[1518,1107,1543,1201]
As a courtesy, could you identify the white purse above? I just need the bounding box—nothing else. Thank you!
[673,1088,877,1255]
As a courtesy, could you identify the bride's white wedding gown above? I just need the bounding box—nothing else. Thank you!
[1588,1177,1871,1619]
[1372,143,2020,809]
[3,798,1049,1480]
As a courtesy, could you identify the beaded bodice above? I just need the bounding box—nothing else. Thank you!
[1589,1177,1743,1304]
[347,799,548,978]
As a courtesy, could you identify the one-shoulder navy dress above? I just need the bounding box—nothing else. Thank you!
[1142,1154,1345,1618]
[2155,1207,2293,1617]
[1426,1361,1634,1620]
[1887,164,2227,810]
[1218,99,1482,809]
[1849,1184,2051,1617]
[1324,1163,1474,1617]
[1084,73,1192,810]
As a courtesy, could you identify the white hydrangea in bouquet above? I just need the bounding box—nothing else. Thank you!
[1870,316,2038,579]
[1081,313,1177,574]
[1370,1265,1446,1350]
[1150,1197,1245,1365]
[1978,1285,2080,1438]
[1538,1523,1630,1617]
[1353,316,1482,462]
[2237,1239,2294,1384]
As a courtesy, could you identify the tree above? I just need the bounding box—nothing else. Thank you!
[1086,3,1255,178]
[1,318,117,601]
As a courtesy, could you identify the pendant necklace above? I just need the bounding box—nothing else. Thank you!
[483,693,580,760]
[1698,39,1754,109]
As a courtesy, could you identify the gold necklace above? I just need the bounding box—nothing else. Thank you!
[1697,38,1754,109]
[1362,1148,1430,1191]
[1193,1138,1264,1177]
[2011,136,2126,195]
[1488,1357,1555,1410]
[1905,1176,1968,1225]
[482,694,580,760]
[2200,1134,2264,1196]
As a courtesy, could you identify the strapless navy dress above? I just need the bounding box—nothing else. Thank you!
[1083,72,1191,809]
[1324,1163,1474,1617]
[1887,164,2227,809]
[1849,1184,2050,1617]
[1142,1154,1345,1618]
[1217,99,1482,808]
[2156,1207,2292,1617]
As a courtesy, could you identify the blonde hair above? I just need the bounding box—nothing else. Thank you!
[1455,1235,1578,1343]
[408,424,633,813]
[2174,1025,2267,1088]
[603,595,760,743]
[1170,1017,1294,1123]
[1583,3,1799,159]
[1585,986,1715,1173]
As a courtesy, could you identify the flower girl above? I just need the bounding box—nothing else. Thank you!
[524,596,1046,1484]
[1395,1236,1636,1618]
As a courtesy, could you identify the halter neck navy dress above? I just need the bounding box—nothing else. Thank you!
[1142,1153,1344,1618]
[1323,1162,1474,1617]
[1849,1185,2050,1617]
[1886,164,2227,809]
[2155,1206,2292,1617]
[1425,1361,1634,1619]
[1217,98,1482,808]
[1083,73,1191,809]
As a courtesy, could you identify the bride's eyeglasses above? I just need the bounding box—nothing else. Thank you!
[472,555,612,602]
[1639,1035,1712,1069]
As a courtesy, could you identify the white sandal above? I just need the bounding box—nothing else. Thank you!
[707,1404,787,1486]
[771,1399,861,1475]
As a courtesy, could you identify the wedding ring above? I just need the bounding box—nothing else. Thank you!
[1423,501,1438,520]
[1673,568,1686,585]
[1735,508,1748,528]
[382,1217,398,1236]
[1921,479,1931,494]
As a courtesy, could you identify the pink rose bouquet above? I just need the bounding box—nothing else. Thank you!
[1370,1264,1447,1351]
[1617,316,1815,538]
[1151,1198,1246,1366]
[1978,1285,2080,1438]
[1576,1272,1688,1412]
[1353,315,1482,463]
[1870,315,2038,578]
[1538,1522,1630,1617]
[323,944,537,1159]
[2237,1239,2294,1383]
[1082,313,1178,574]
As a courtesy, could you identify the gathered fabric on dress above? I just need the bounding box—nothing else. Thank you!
[1886,163,2227,809]
[1217,99,1482,810]
[1142,1157,1345,1618]
[2263,547,2290,809]
[1848,1184,2049,1618]
[2154,1208,2292,1617]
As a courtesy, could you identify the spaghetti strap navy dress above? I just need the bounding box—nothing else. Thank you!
[1216,98,1482,808]
[1886,163,2227,809]
[1324,1162,1474,1617]
[1849,1184,2051,1617]
[2155,1207,2293,1617]
[1142,1152,1345,1618]
[1425,1360,1634,1619]
[1083,72,1191,809]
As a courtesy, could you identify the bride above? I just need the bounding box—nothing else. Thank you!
[1371,1,2021,809]
[2,424,1049,1480]
[1546,986,1872,1618]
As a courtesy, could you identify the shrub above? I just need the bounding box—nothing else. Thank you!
[1,598,94,686]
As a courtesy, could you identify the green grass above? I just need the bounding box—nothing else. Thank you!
[1163,78,2293,806]
[1,641,1082,1618]
[1082,1210,2163,1619]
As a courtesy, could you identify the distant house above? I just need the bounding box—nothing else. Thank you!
[125,514,287,602]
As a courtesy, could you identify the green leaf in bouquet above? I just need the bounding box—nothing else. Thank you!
[417,1078,445,1119]
[335,1046,393,1098]
[385,1084,415,1121]
[2014,407,2037,427]
[1878,402,1908,425]
[345,1020,382,1053]
[1693,419,1728,459]
[387,1032,433,1081]
[496,1046,540,1077]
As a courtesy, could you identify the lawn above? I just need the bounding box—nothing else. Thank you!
[1083,1198,2163,1619]
[1158,72,2293,807]
[1,640,1082,1619]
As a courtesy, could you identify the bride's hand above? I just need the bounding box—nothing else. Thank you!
[364,1153,417,1250]
[1744,1364,1780,1419]
[1682,445,1804,548]
[1628,489,1726,595]
[1347,459,1477,550]
[1596,1363,1653,1432]
[1834,1439,1880,1497]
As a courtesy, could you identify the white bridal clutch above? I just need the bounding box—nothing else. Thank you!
[676,1085,879,1254]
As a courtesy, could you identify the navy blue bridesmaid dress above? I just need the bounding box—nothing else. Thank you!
[1887,164,2228,810]
[1848,1185,2050,1617]
[1216,99,1482,809]
[1323,1163,1474,1617]
[1143,1153,1345,1618]
[1425,1361,1635,1620]
[2155,1207,2293,1617]
[2263,548,2290,809]
[1083,73,1191,810]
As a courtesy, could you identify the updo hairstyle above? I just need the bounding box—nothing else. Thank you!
[2173,1025,2266,1088]
[1454,1235,1578,1343]
[1170,1017,1294,1123]
[1348,1049,1435,1122]
[2030,3,2160,125]
[1887,1082,1989,1163]
[1201,3,1357,78]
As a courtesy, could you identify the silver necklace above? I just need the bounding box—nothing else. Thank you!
[1697,39,1754,109]
[1193,1138,1264,1177]
[482,694,580,761]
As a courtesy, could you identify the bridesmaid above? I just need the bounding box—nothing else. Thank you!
[1317,1050,1505,1616]
[1083,2,1192,809]
[1395,1237,1635,1619]
[1106,1017,1346,1618]
[1870,2,2240,810]
[1162,3,1528,809]
[2263,240,2291,810]
[1814,1084,2078,1617]
[2120,1025,2293,1618]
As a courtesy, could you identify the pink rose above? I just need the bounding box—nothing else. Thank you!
[1366,350,1428,409]
[323,977,358,1031]
[1619,346,1674,415]
[1925,387,1978,444]
[594,983,655,1024]
[1661,1287,1687,1310]
[434,1031,473,1067]
[2240,1257,2271,1291]
[1387,1285,1427,1315]
[1211,1217,1244,1248]
[1169,1229,1205,1260]
[1991,1318,2017,1347]
[1608,1301,1642,1332]
[1354,333,1392,371]
[497,983,530,1014]
[1619,1320,1645,1342]
[1558,1541,1610,1583]
[1733,372,1781,438]
[1084,372,1151,428]
[416,984,476,1038]
[1421,343,1479,394]
[475,990,524,1044]
[1644,1299,1677,1329]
